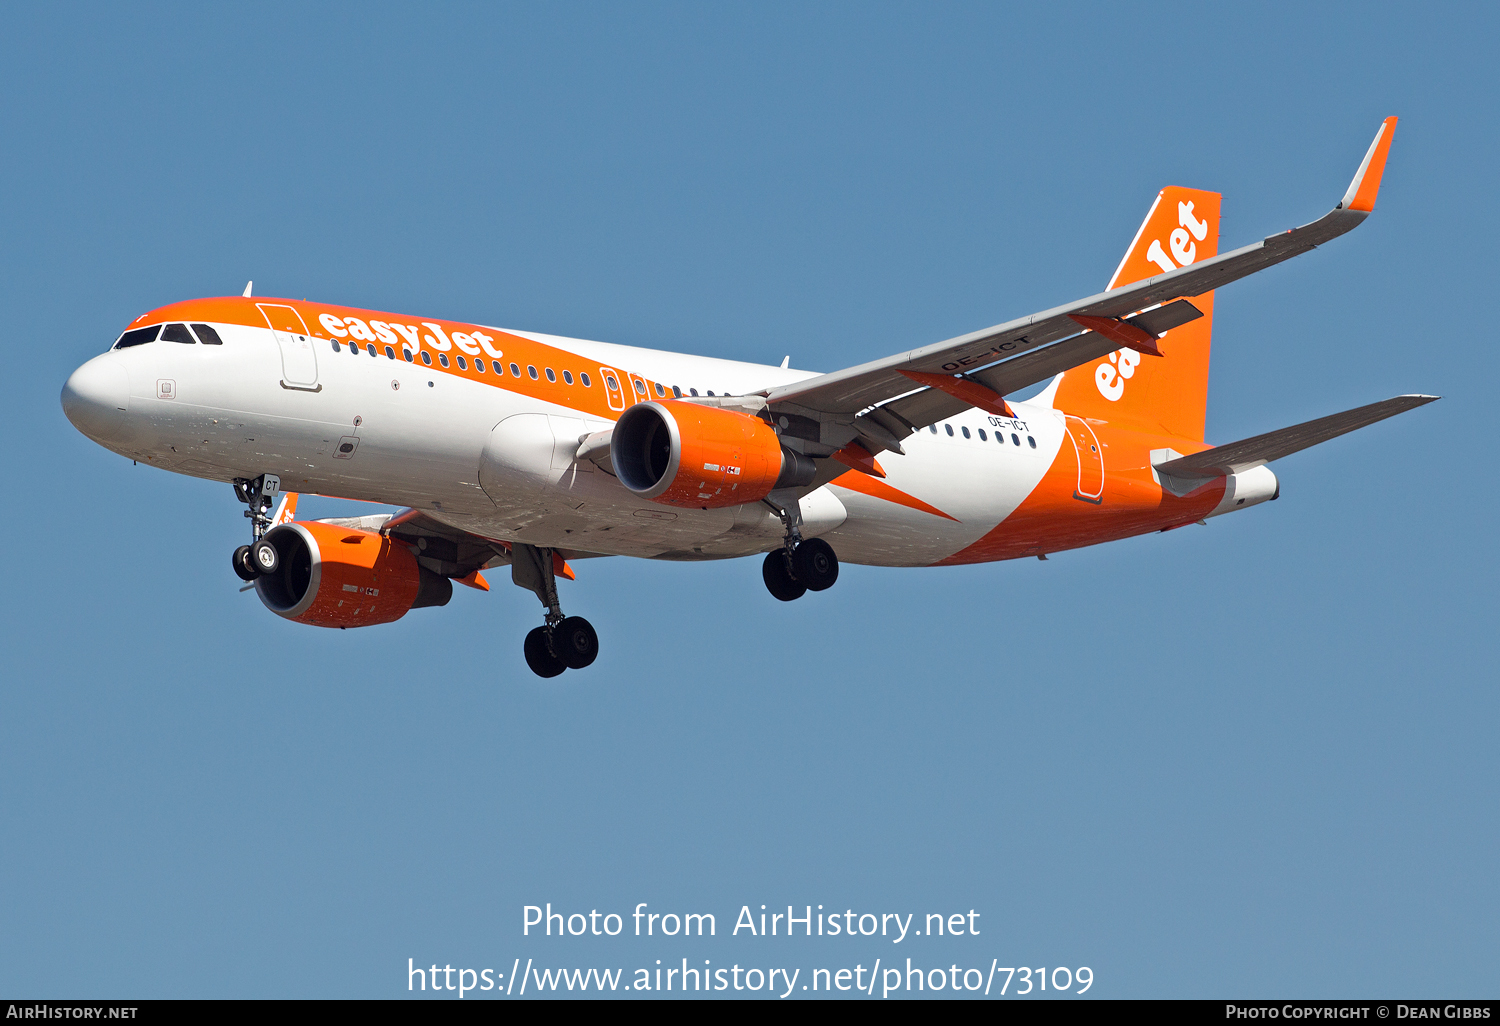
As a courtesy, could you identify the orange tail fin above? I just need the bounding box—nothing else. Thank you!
[1051,187,1221,442]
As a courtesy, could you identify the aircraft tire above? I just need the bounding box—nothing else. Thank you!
[524,626,567,678]
[762,551,807,602]
[250,538,279,576]
[793,537,839,591]
[557,616,599,670]
[232,545,258,582]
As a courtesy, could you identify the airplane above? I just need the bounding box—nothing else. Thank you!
[61,117,1435,678]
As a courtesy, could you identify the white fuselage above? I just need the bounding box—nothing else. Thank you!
[65,318,1064,567]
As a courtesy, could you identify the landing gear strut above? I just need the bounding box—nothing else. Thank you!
[512,543,599,678]
[761,494,839,601]
[231,474,283,581]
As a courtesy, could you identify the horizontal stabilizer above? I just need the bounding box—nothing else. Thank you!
[1155,394,1439,480]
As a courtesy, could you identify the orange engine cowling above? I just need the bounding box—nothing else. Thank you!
[253,521,453,628]
[610,400,816,509]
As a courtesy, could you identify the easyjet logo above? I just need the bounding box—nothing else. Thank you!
[1095,199,1210,401]
[1145,200,1209,275]
[1094,347,1141,401]
[316,313,504,361]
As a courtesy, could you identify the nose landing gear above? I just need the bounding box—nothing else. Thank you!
[231,475,284,582]
[512,542,599,678]
[232,545,257,582]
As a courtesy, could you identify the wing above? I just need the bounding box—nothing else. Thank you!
[312,507,603,585]
[763,117,1399,456]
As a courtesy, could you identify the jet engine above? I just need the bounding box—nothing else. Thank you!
[252,521,452,628]
[610,400,817,509]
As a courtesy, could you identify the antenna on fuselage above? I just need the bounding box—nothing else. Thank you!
[242,281,253,298]
[780,355,790,369]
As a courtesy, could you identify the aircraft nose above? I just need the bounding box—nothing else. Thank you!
[61,355,130,442]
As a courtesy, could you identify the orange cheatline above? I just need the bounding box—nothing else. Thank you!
[830,470,959,522]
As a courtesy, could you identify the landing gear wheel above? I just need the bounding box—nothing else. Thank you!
[524,626,567,678]
[793,537,839,591]
[556,616,599,669]
[763,550,807,602]
[232,545,257,582]
[249,538,279,576]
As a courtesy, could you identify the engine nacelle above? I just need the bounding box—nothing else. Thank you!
[253,522,452,628]
[611,400,816,509]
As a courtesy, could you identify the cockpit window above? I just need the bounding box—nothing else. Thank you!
[114,325,161,349]
[160,323,196,344]
[190,323,223,345]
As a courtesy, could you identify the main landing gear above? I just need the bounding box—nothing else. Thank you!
[231,474,282,582]
[511,542,599,678]
[761,494,840,602]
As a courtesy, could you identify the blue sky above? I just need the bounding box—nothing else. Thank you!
[2,2,1495,999]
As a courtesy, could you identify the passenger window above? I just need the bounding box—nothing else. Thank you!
[161,323,196,344]
[961,426,971,439]
[350,342,360,356]
[439,353,450,368]
[421,351,432,366]
[331,340,342,352]
[546,368,556,382]
[114,325,160,348]
[1011,433,1019,445]
[978,429,987,441]
[706,390,714,396]
[929,425,937,434]
[404,349,414,363]
[581,372,591,387]
[510,363,520,377]
[671,385,681,398]
[690,388,698,396]
[475,359,486,373]
[1028,436,1036,448]
[528,365,538,380]
[654,382,665,397]
[945,424,954,436]
[190,323,223,345]
[635,380,647,395]
[456,355,467,370]
[366,343,377,357]
[385,346,395,360]
[563,370,573,385]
